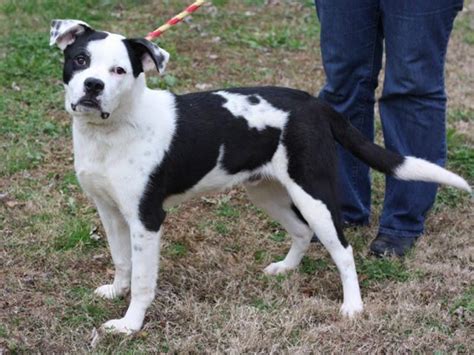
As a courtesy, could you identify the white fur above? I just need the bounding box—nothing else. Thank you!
[164,145,272,208]
[73,85,176,218]
[214,91,289,130]
[142,45,170,74]
[53,23,472,334]
[94,200,131,299]
[245,180,313,274]
[50,19,90,50]
[395,156,471,193]
[103,227,163,334]
[64,33,138,119]
[52,32,176,332]
[271,145,364,316]
[58,29,363,334]
[73,84,176,334]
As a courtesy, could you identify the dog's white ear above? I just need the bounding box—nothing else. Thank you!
[50,19,92,50]
[124,38,170,75]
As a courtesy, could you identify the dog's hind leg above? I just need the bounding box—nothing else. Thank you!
[283,177,363,317]
[245,180,313,275]
[94,200,132,299]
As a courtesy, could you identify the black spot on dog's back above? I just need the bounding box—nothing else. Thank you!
[248,95,260,105]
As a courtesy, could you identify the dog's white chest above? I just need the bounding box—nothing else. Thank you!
[72,125,162,212]
[70,90,177,217]
[75,154,115,204]
[71,89,173,201]
[74,138,123,206]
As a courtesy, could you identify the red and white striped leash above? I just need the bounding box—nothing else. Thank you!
[145,0,207,40]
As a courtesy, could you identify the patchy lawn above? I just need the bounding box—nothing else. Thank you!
[0,0,473,353]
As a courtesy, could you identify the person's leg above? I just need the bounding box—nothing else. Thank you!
[315,0,383,226]
[372,0,463,256]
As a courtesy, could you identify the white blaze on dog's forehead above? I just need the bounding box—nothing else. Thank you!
[86,33,129,69]
[214,91,288,130]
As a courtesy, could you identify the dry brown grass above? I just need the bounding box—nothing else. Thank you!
[1,0,473,353]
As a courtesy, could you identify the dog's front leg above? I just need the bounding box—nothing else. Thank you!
[102,222,162,334]
[94,200,131,299]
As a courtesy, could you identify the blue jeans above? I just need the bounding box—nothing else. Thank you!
[315,0,463,237]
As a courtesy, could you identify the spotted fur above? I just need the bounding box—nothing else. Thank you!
[50,20,471,335]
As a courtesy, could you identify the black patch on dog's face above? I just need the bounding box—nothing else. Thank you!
[62,29,108,84]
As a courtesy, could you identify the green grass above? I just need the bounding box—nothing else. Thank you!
[434,128,473,209]
[60,171,80,193]
[216,201,240,219]
[254,249,268,263]
[0,0,146,28]
[454,12,474,45]
[54,217,100,251]
[450,286,474,314]
[0,0,153,178]
[1,143,44,175]
[62,288,114,327]
[0,324,7,338]
[259,272,290,286]
[165,242,188,258]
[357,258,411,287]
[299,256,330,275]
[446,128,474,180]
[213,221,230,235]
[239,28,305,51]
[148,74,180,91]
[448,109,474,124]
[0,32,62,176]
[250,298,276,312]
[270,230,287,243]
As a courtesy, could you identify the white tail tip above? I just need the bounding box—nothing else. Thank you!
[394,157,471,193]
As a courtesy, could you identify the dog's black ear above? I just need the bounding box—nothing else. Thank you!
[123,38,170,76]
[50,19,92,50]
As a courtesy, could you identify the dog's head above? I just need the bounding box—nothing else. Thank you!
[50,19,169,120]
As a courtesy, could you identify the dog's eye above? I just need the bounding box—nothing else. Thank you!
[74,55,87,67]
[112,67,127,75]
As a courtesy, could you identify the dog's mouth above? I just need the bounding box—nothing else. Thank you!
[71,97,110,119]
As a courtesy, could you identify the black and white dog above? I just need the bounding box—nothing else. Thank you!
[50,20,471,334]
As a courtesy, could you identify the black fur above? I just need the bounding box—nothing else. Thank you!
[139,89,283,231]
[324,103,405,174]
[62,29,108,84]
[138,86,406,240]
[248,95,260,104]
[291,203,308,225]
[123,38,167,77]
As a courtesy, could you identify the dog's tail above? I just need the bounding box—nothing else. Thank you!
[324,103,471,193]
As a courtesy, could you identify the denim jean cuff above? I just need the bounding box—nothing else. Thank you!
[378,226,423,238]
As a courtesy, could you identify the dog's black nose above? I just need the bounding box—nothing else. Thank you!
[84,78,105,95]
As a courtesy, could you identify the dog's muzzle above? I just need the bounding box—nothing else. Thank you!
[71,97,110,119]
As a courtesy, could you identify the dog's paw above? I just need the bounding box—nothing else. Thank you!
[340,301,363,318]
[101,318,140,335]
[94,284,127,300]
[263,261,294,275]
